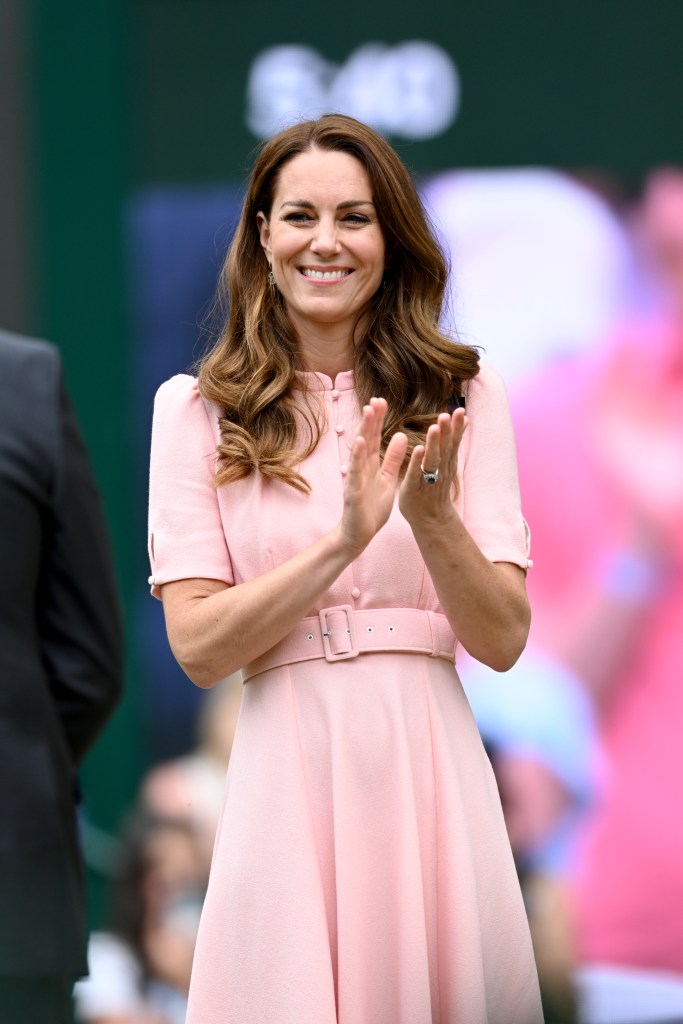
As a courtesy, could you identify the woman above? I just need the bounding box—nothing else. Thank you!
[148,114,542,1024]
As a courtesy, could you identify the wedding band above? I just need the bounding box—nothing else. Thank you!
[420,465,439,485]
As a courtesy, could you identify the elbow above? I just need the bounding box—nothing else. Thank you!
[177,653,227,690]
[189,668,229,689]
[479,606,531,673]
[482,644,525,673]
[466,635,527,673]
[487,645,525,673]
[182,664,227,689]
[171,639,232,689]
[489,617,531,673]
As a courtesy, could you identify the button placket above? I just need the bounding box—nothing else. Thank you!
[331,384,358,608]
[331,386,351,478]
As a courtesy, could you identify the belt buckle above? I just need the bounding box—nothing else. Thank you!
[319,604,358,662]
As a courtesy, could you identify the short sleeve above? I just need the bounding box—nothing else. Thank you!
[148,374,233,598]
[459,361,532,570]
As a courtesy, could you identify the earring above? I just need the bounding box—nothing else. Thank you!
[268,270,275,287]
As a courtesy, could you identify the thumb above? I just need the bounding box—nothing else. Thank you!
[380,432,408,483]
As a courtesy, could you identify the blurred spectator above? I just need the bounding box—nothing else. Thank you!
[0,331,123,1024]
[634,166,683,321]
[463,650,597,879]
[421,167,631,388]
[463,648,597,1024]
[74,811,206,1024]
[512,167,683,1023]
[74,675,242,1023]
[138,673,242,872]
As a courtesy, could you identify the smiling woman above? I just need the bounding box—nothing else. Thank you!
[148,114,541,1023]
[199,114,478,494]
[257,149,386,371]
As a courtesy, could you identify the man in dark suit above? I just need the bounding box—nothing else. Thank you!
[0,330,123,1022]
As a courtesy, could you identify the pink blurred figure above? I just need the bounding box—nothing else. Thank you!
[514,167,683,1024]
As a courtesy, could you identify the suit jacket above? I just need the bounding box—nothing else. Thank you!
[0,331,123,977]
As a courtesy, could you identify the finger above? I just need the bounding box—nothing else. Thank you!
[356,402,377,457]
[368,396,387,456]
[380,431,408,484]
[421,423,442,474]
[405,443,428,488]
[436,411,456,469]
[436,412,453,460]
[434,409,462,470]
[448,411,467,466]
[450,408,467,445]
[346,434,367,489]
[356,404,375,447]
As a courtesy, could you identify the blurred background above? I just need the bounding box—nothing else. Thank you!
[2,2,683,1022]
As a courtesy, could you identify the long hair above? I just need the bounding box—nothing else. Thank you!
[198,114,480,493]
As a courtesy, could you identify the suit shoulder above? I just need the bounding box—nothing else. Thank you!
[0,332,62,417]
[0,333,63,450]
[0,330,60,375]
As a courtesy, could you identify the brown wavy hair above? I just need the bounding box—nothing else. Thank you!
[198,113,480,493]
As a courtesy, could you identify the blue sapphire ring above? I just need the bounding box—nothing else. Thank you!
[420,465,439,485]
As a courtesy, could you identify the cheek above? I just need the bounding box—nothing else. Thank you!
[275,238,304,267]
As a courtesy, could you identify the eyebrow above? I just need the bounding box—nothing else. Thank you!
[279,200,376,211]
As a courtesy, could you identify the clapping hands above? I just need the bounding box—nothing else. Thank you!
[339,398,468,556]
[399,408,468,527]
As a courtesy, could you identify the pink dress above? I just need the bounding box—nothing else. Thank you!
[148,363,542,1024]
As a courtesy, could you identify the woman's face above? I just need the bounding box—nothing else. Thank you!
[257,148,386,342]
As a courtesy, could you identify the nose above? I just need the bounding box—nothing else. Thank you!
[310,216,341,256]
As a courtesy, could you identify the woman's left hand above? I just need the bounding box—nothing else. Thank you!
[397,406,529,671]
[398,408,468,528]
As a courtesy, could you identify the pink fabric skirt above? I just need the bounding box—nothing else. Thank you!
[186,654,542,1024]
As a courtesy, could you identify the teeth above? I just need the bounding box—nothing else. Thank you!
[301,268,350,280]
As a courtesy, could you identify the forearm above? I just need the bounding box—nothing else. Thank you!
[412,510,531,671]
[162,526,355,687]
[163,401,409,687]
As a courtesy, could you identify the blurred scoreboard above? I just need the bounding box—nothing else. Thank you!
[131,0,683,184]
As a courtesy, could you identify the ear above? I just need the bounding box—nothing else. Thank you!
[256,211,271,259]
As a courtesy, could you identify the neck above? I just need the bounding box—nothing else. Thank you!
[294,322,356,379]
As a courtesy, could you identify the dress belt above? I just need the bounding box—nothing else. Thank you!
[242,605,457,682]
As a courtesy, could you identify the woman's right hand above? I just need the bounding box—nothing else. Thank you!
[338,398,408,556]
[161,398,407,687]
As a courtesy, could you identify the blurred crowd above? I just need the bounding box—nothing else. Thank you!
[76,166,683,1024]
[430,164,683,1024]
[74,676,242,1024]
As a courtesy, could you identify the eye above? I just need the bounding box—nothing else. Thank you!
[283,211,314,224]
[342,213,371,225]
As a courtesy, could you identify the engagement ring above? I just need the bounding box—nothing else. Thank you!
[421,465,439,485]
